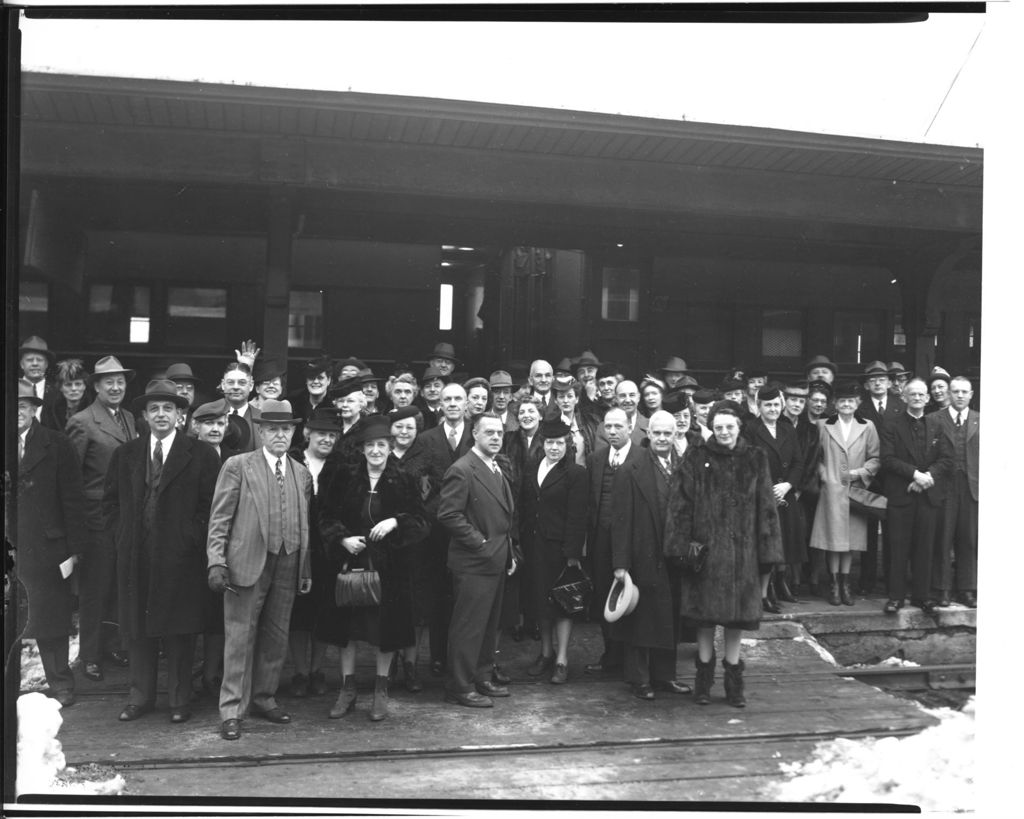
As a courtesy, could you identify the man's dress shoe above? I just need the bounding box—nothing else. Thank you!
[50,689,76,707]
[170,709,191,724]
[444,690,493,708]
[476,680,510,698]
[491,665,512,685]
[653,679,692,694]
[631,683,655,701]
[253,707,291,724]
[118,703,153,721]
[220,718,241,740]
[83,662,104,682]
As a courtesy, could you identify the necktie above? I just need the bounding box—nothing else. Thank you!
[18,435,25,463]
[114,409,130,439]
[955,412,962,427]
[660,457,672,477]
[610,449,620,468]
[448,427,459,451]
[152,438,164,490]
[877,399,884,414]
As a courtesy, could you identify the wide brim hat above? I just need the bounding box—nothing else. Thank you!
[253,358,287,383]
[252,399,301,425]
[604,572,640,622]
[554,357,574,375]
[328,376,365,399]
[132,378,190,412]
[336,357,367,373]
[89,355,136,384]
[421,365,449,384]
[862,360,890,378]
[660,356,688,373]
[538,417,572,439]
[428,342,460,364]
[888,362,912,377]
[305,407,342,432]
[488,370,514,389]
[676,375,700,390]
[804,355,838,377]
[575,350,601,369]
[17,378,44,406]
[357,367,386,385]
[165,362,200,383]
[354,414,392,444]
[192,398,230,422]
[18,336,56,365]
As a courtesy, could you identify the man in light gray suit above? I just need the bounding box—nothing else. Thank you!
[207,399,313,741]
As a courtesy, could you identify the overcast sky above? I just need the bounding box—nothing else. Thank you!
[19,10,993,147]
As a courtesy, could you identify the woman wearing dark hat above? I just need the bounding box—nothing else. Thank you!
[250,359,287,413]
[388,406,436,693]
[552,376,597,467]
[742,387,806,612]
[519,417,588,684]
[359,367,389,415]
[808,380,881,606]
[281,408,342,699]
[662,389,703,460]
[317,415,429,722]
[52,358,95,429]
[329,377,368,468]
[665,401,784,708]
[926,366,952,414]
[287,355,333,449]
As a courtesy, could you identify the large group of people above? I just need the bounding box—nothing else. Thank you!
[14,332,979,737]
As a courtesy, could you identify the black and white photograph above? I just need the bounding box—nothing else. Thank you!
[4,1,1017,814]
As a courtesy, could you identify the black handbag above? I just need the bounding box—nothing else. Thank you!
[548,563,593,617]
[678,540,708,575]
[848,485,888,520]
[335,555,381,608]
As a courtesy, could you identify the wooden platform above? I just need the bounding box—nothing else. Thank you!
[27,602,953,804]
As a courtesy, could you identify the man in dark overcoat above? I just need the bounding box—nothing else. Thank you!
[609,411,691,699]
[19,335,62,431]
[66,354,138,682]
[879,378,953,613]
[584,407,641,674]
[103,379,221,723]
[15,379,89,706]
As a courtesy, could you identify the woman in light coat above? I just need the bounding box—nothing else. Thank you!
[808,380,880,606]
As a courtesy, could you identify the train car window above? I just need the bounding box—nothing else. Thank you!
[19,280,50,340]
[288,290,323,349]
[166,287,227,348]
[833,309,883,365]
[87,283,151,345]
[601,267,640,322]
[761,309,804,360]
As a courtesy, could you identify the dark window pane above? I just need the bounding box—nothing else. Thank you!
[289,290,323,349]
[18,280,50,340]
[166,287,227,348]
[762,309,803,360]
[601,267,639,322]
[834,310,882,365]
[87,284,150,344]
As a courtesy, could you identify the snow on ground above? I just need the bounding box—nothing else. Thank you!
[19,631,80,693]
[768,696,974,810]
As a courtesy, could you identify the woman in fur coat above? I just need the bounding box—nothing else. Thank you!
[665,401,783,708]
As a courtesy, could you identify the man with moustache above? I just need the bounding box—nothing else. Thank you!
[609,410,691,699]
[585,408,641,675]
[14,379,88,707]
[438,412,519,707]
[66,355,138,682]
[103,379,221,723]
[207,399,313,740]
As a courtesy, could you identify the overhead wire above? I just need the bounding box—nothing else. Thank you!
[923,23,984,140]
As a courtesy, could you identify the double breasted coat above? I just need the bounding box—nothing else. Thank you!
[519,456,588,622]
[318,458,428,651]
[16,421,89,639]
[665,438,784,629]
[608,450,676,649]
[808,417,881,553]
[743,417,807,564]
[104,433,221,640]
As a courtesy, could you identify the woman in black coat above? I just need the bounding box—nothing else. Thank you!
[665,402,783,708]
[742,387,806,612]
[318,415,428,722]
[520,418,588,684]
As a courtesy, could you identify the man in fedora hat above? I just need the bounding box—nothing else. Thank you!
[66,355,138,682]
[207,399,313,740]
[887,362,912,401]
[488,370,518,432]
[414,365,448,431]
[660,356,689,390]
[428,343,459,379]
[14,378,89,707]
[166,362,201,430]
[19,335,61,429]
[805,355,838,385]
[103,379,221,723]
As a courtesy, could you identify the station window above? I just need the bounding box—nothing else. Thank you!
[601,267,640,322]
[761,309,803,360]
[289,290,323,349]
[892,313,907,355]
[18,280,50,340]
[833,310,882,365]
[166,287,227,348]
[87,283,151,345]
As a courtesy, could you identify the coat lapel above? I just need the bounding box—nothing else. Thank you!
[18,424,48,475]
[244,452,271,542]
[157,435,191,496]
[471,455,510,513]
[754,421,784,460]
[634,454,665,544]
[540,460,566,492]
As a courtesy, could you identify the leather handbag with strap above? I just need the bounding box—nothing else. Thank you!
[548,562,593,617]
[335,553,382,608]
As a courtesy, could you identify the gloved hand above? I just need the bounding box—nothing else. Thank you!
[208,565,230,593]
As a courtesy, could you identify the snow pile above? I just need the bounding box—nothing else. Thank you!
[17,692,126,797]
[17,693,66,795]
[770,696,974,810]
